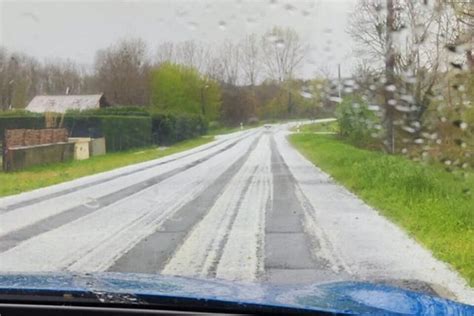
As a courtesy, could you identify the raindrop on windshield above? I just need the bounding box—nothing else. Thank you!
[187,21,198,30]
[218,21,227,30]
[284,3,296,12]
[299,91,312,99]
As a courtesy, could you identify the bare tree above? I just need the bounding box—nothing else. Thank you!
[155,42,175,65]
[203,52,225,82]
[348,0,388,66]
[218,41,241,85]
[176,40,209,73]
[348,0,459,152]
[240,34,261,86]
[156,40,211,74]
[94,38,151,105]
[0,47,10,110]
[41,59,85,95]
[260,26,307,82]
[0,51,41,109]
[447,0,474,71]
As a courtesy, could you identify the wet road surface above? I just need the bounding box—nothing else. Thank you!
[0,123,473,304]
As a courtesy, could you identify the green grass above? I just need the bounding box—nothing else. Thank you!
[289,133,474,286]
[207,125,254,136]
[0,137,213,198]
[294,120,339,133]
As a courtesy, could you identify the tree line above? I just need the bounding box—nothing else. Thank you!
[0,26,335,125]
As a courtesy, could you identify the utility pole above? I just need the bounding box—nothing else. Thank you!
[384,0,396,154]
[200,84,209,116]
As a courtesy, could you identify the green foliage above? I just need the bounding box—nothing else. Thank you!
[0,108,207,151]
[421,72,474,168]
[296,120,339,133]
[150,112,208,145]
[290,133,474,286]
[0,110,41,117]
[63,114,152,152]
[150,63,221,121]
[252,79,334,122]
[220,86,257,125]
[336,95,379,146]
[63,115,103,138]
[100,116,152,152]
[0,114,44,140]
[66,106,149,117]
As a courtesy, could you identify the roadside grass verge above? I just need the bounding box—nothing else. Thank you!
[289,133,474,286]
[0,137,213,198]
[207,125,255,136]
[293,120,339,133]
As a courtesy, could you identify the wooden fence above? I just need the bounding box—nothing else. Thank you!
[2,128,72,172]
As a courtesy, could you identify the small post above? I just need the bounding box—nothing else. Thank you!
[338,63,342,99]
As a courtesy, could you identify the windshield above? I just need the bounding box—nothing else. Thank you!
[0,0,473,311]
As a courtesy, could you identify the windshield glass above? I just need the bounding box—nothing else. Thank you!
[0,0,473,311]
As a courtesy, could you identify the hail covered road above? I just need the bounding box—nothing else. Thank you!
[0,122,473,304]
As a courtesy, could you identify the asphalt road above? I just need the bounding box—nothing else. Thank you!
[0,123,473,305]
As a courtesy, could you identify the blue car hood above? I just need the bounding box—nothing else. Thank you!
[0,272,472,315]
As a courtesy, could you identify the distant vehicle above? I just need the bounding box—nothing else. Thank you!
[264,124,272,129]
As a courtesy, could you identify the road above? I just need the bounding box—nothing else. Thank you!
[0,123,473,304]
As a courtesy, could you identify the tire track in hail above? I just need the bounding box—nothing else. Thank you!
[0,133,260,272]
[0,129,257,213]
[268,131,351,284]
[0,130,258,251]
[161,134,272,281]
[108,134,259,273]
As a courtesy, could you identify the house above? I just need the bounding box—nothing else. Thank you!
[26,93,110,113]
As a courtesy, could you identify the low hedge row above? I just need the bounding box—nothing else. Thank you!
[64,115,152,152]
[66,107,150,117]
[1,109,207,151]
[151,112,208,145]
[0,116,44,140]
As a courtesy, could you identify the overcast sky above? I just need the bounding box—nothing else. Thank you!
[0,0,357,78]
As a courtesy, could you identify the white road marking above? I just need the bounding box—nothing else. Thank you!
[0,134,257,272]
[163,135,272,281]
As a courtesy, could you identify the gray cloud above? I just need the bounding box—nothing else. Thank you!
[0,0,357,77]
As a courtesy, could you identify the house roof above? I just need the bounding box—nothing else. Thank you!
[26,94,105,113]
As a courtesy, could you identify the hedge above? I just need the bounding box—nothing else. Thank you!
[0,116,44,140]
[0,114,151,152]
[63,115,152,152]
[151,112,208,145]
[1,108,207,151]
[66,106,150,117]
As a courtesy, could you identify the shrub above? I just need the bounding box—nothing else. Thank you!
[63,115,103,138]
[336,96,379,147]
[151,112,207,145]
[100,116,152,152]
[66,106,149,117]
[0,114,44,141]
[63,114,152,152]
[1,108,206,151]
[208,121,223,130]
